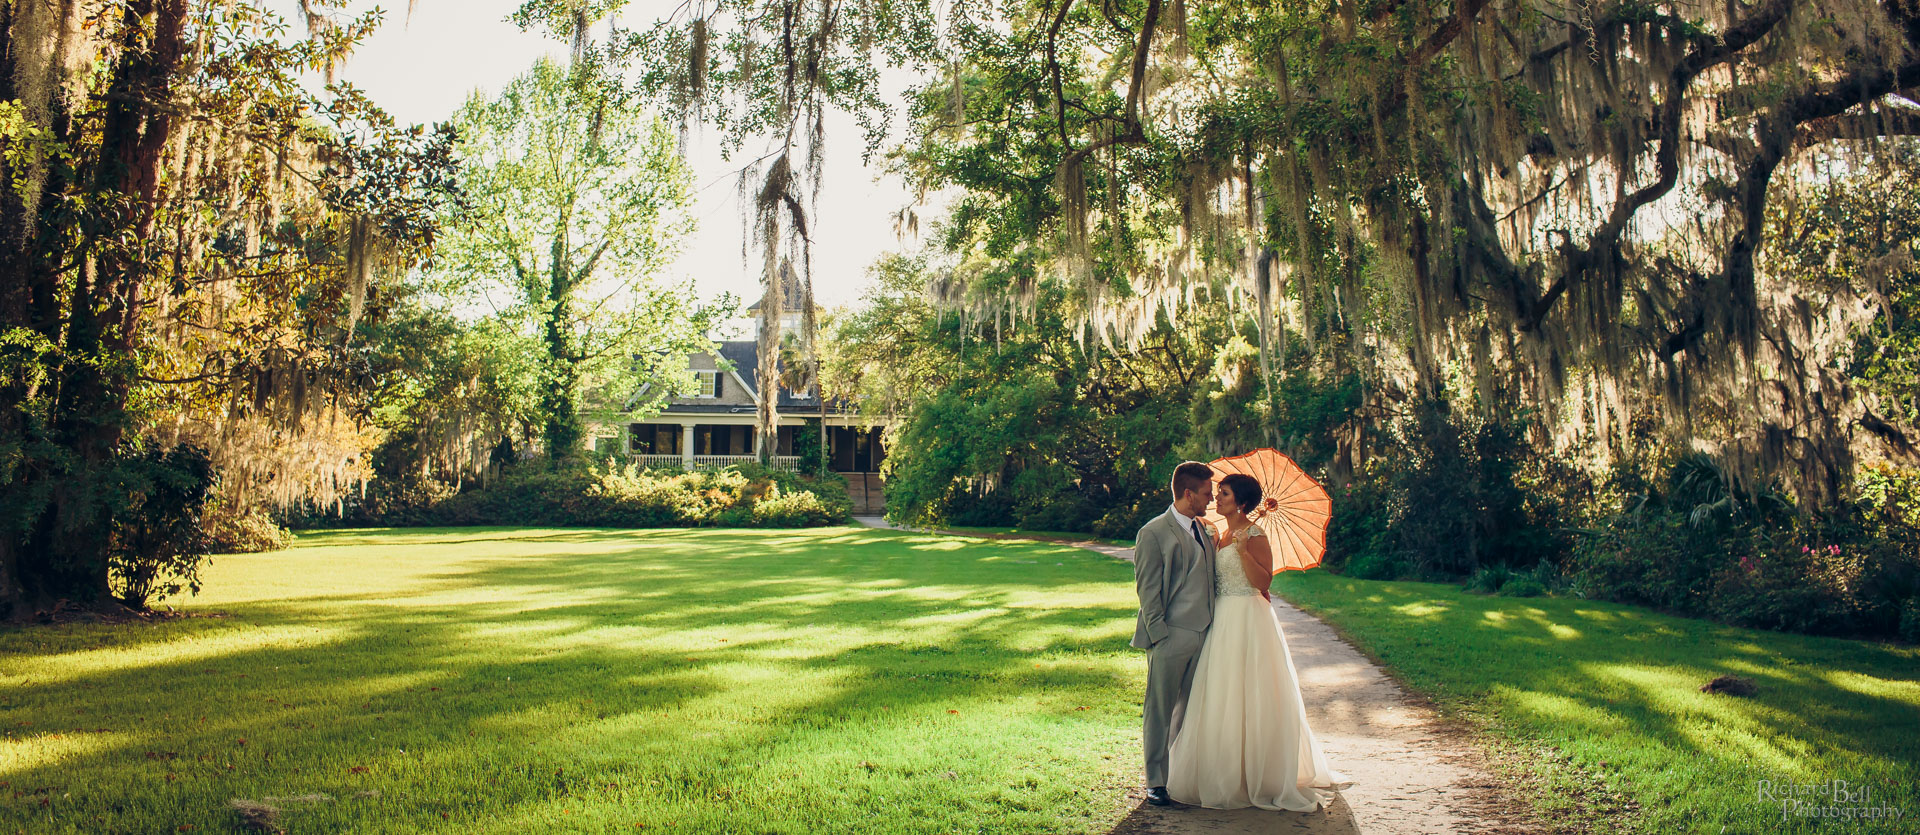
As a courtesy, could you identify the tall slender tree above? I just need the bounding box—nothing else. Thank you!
[438,56,716,462]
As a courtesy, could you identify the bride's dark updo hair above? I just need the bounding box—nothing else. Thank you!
[1219,473,1263,515]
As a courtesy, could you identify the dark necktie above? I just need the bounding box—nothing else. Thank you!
[1190,519,1206,550]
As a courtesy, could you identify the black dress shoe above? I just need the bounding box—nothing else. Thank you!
[1145,786,1171,806]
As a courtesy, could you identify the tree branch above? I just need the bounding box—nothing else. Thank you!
[1121,0,1163,128]
[1045,0,1078,148]
[1795,104,1920,148]
[1519,0,1793,332]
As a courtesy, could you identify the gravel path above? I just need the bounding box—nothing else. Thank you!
[851,517,1542,835]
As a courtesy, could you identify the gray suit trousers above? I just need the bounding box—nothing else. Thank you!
[1141,624,1206,787]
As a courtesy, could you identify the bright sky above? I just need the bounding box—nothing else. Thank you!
[282,1,929,323]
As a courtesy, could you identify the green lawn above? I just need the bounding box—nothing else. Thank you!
[0,527,1147,834]
[1271,571,1920,834]
[924,526,1135,548]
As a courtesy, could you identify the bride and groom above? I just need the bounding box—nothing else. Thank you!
[1132,461,1346,811]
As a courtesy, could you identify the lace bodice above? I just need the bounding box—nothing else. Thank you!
[1214,528,1265,597]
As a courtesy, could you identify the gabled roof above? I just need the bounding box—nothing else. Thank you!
[657,340,846,415]
[716,340,761,394]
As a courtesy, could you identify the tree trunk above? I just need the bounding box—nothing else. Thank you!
[541,235,582,463]
[756,266,784,466]
[0,0,36,618]
[0,0,190,615]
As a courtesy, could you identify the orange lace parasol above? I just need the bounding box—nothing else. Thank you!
[1201,448,1332,572]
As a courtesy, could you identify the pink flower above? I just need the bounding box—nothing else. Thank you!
[1829,544,1841,555]
[1802,546,1811,553]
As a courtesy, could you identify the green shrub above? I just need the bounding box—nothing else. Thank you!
[203,503,293,554]
[1324,467,1393,574]
[1467,565,1514,594]
[1567,514,1723,613]
[749,489,842,527]
[1093,503,1162,541]
[306,459,850,529]
[793,419,828,477]
[1386,398,1579,578]
[1498,576,1547,598]
[1566,495,1919,638]
[109,445,217,609]
[1901,598,1920,644]
[1345,550,1405,581]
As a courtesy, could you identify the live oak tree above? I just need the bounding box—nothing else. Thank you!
[437,57,723,463]
[0,0,458,616]
[889,0,1920,508]
[536,0,1920,506]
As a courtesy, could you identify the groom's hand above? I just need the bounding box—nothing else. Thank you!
[1135,526,1172,646]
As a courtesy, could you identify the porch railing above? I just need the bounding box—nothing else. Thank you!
[628,453,800,472]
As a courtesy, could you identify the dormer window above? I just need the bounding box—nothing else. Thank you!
[694,370,721,398]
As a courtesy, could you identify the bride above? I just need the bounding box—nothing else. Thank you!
[1166,473,1346,811]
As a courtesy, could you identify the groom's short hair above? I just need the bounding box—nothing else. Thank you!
[1170,461,1214,500]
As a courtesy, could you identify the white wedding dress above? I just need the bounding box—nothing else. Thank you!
[1166,528,1345,811]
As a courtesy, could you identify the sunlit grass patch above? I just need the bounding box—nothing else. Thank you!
[1273,572,1920,834]
[0,526,1146,833]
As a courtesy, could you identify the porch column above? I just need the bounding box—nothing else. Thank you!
[680,422,696,468]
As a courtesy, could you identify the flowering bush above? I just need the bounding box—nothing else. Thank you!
[1568,511,1919,638]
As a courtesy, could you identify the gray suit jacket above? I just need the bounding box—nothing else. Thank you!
[1131,509,1217,649]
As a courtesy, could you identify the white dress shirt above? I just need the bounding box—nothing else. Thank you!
[1170,503,1206,548]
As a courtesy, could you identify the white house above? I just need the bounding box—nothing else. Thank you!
[585,292,888,513]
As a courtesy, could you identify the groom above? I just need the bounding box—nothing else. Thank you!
[1131,461,1218,807]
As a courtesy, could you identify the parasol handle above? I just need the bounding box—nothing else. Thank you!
[1248,496,1280,522]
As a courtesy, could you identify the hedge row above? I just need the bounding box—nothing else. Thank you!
[305,461,852,530]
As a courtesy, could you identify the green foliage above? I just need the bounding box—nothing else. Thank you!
[1182,330,1363,470]
[201,503,294,555]
[747,488,843,527]
[1342,549,1407,582]
[1466,564,1514,594]
[358,304,543,486]
[1274,570,1920,834]
[437,57,723,461]
[1345,397,1580,580]
[1465,562,1563,598]
[793,418,828,477]
[1324,467,1398,576]
[1497,575,1547,598]
[1566,454,1920,638]
[1184,335,1270,455]
[0,1,460,614]
[1267,368,1364,474]
[108,445,216,609]
[317,460,849,530]
[1856,463,1920,525]
[1764,146,1920,431]
[856,270,1218,540]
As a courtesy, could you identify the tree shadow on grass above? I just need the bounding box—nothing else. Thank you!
[1274,574,1920,833]
[0,527,1151,833]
